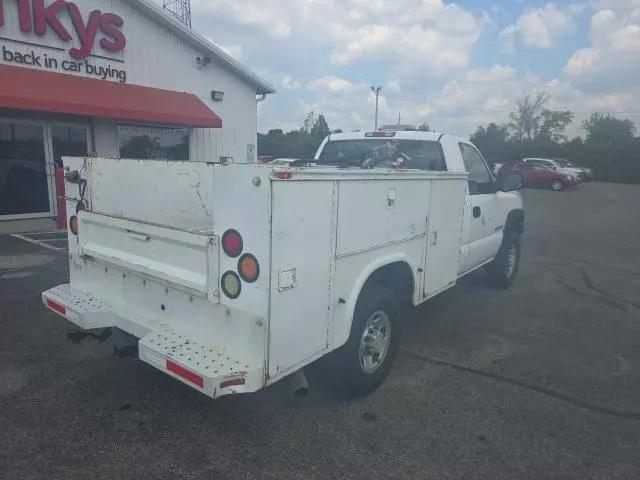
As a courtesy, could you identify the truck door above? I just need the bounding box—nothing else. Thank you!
[458,143,502,274]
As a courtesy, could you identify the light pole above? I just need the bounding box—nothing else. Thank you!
[371,86,381,130]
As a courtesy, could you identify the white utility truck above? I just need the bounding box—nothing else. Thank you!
[43,130,524,398]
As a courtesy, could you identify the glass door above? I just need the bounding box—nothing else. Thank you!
[0,119,90,221]
[0,119,51,219]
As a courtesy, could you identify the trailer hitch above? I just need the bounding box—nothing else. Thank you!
[67,327,112,344]
[113,344,138,359]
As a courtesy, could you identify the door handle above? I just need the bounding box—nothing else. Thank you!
[127,230,150,241]
[473,206,481,218]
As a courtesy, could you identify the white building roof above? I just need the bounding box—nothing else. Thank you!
[124,0,276,95]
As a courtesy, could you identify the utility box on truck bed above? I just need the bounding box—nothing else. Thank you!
[43,130,524,398]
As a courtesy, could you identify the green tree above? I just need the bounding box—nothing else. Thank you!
[539,110,574,142]
[258,113,333,159]
[509,92,549,141]
[470,123,509,164]
[580,113,638,182]
[311,114,331,139]
[583,113,635,147]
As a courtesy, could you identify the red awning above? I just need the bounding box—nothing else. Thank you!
[0,64,222,128]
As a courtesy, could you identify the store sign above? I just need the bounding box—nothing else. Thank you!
[0,0,126,59]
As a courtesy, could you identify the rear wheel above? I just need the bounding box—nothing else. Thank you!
[487,231,520,289]
[333,285,401,397]
[551,179,564,191]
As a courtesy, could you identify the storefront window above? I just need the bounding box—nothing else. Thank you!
[118,125,190,160]
[0,121,49,216]
[51,126,89,167]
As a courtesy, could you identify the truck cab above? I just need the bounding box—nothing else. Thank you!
[43,130,523,399]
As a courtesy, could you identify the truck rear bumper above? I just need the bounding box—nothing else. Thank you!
[42,284,264,398]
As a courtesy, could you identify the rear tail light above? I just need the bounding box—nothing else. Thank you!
[69,215,79,235]
[221,271,241,299]
[238,254,260,283]
[275,171,293,180]
[221,229,243,257]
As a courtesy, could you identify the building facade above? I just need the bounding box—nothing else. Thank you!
[0,0,274,222]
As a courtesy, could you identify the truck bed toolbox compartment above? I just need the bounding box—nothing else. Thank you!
[78,211,218,299]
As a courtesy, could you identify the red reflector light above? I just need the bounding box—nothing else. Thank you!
[69,215,79,235]
[166,360,204,388]
[76,201,86,214]
[221,229,243,257]
[275,171,293,180]
[365,131,396,137]
[220,377,246,389]
[46,298,66,316]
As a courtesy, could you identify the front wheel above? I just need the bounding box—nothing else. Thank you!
[486,231,521,289]
[332,285,401,397]
[550,179,564,191]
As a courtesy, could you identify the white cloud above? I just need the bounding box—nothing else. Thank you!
[192,0,292,38]
[307,76,359,93]
[280,75,301,90]
[327,1,483,73]
[178,0,640,138]
[564,4,640,90]
[500,2,577,50]
[387,80,402,93]
[465,65,516,83]
[217,44,244,61]
[610,24,640,52]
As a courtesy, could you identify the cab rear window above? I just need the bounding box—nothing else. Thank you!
[317,139,446,170]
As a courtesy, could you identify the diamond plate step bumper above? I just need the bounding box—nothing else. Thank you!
[43,284,264,398]
[42,284,116,330]
[139,329,264,398]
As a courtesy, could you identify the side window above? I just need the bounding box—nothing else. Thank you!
[118,125,190,160]
[542,161,555,170]
[459,143,493,194]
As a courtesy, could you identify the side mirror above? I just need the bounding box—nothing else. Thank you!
[500,174,522,192]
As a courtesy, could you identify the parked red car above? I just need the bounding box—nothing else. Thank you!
[498,162,574,191]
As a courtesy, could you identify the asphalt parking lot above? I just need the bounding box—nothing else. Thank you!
[1,182,639,480]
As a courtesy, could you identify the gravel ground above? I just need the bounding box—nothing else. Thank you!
[1,182,639,480]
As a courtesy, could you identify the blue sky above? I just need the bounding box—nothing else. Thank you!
[184,0,640,137]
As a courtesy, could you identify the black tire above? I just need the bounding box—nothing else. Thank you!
[333,284,401,397]
[550,179,564,191]
[486,231,521,289]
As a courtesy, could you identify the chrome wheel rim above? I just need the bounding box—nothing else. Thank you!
[552,180,562,191]
[505,243,518,278]
[359,310,392,374]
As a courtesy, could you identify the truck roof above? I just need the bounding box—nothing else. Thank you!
[325,131,466,143]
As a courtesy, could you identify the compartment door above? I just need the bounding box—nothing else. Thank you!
[268,180,337,378]
[424,178,467,296]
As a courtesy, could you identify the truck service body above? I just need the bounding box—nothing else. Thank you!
[43,130,523,398]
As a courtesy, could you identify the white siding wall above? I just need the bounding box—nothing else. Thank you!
[0,0,259,163]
